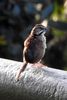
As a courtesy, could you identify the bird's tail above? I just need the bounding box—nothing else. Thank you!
[16,62,27,81]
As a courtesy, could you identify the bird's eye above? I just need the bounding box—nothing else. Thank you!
[40,27,44,30]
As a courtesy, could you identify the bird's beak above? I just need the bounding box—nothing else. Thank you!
[43,27,48,35]
[42,29,47,35]
[44,28,48,33]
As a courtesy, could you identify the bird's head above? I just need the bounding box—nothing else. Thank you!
[31,24,47,36]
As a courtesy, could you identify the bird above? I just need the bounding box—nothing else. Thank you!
[16,24,47,81]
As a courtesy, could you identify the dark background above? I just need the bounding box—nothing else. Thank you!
[0,0,67,70]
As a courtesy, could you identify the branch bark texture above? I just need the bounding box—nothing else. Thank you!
[0,58,67,100]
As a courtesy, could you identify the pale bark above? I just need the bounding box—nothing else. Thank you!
[0,58,67,100]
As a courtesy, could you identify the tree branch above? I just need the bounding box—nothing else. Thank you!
[0,58,67,100]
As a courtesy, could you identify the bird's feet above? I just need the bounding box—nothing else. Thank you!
[32,62,44,68]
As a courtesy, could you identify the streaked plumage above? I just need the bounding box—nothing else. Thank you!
[16,24,47,81]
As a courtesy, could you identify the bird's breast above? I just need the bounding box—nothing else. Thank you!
[24,35,46,63]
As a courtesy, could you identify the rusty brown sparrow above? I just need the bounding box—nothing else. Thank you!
[16,24,47,80]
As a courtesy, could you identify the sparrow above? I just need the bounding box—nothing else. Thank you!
[16,24,47,81]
